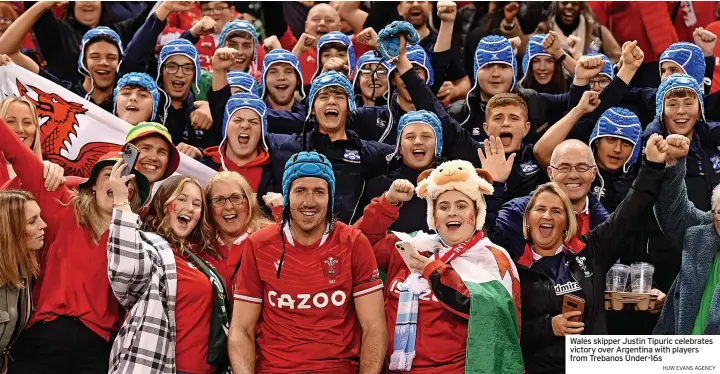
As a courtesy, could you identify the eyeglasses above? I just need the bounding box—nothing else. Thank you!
[164,62,195,76]
[201,5,230,14]
[210,194,247,208]
[589,79,611,89]
[359,68,388,79]
[549,164,595,173]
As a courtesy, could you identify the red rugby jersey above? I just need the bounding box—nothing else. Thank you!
[234,222,383,373]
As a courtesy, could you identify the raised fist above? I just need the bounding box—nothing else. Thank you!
[385,179,415,205]
[665,134,690,165]
[356,27,378,49]
[575,55,605,80]
[693,27,718,57]
[437,1,457,23]
[191,16,217,37]
[322,57,349,74]
[644,133,668,164]
[295,33,317,55]
[263,35,282,52]
[212,47,239,71]
[542,31,562,58]
[577,90,601,114]
[621,40,644,70]
[504,2,519,23]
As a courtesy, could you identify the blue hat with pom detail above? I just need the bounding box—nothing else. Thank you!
[228,71,261,96]
[313,32,356,81]
[113,73,160,121]
[78,26,124,78]
[306,71,357,120]
[659,42,706,87]
[261,48,305,99]
[282,151,335,208]
[589,107,643,173]
[655,73,705,121]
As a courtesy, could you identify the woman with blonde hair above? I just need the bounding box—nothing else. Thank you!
[0,190,45,370]
[518,134,668,374]
[0,96,64,190]
[106,172,231,374]
[205,171,272,289]
[0,117,150,373]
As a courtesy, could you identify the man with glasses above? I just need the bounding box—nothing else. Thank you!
[487,139,610,259]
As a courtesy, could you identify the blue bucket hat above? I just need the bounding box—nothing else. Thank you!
[387,110,443,162]
[521,34,550,75]
[222,92,268,150]
[655,73,705,121]
[113,73,160,121]
[313,32,356,81]
[589,107,642,173]
[157,39,201,87]
[78,26,124,78]
[306,71,357,120]
[387,45,434,86]
[352,51,391,89]
[377,21,420,61]
[282,151,335,208]
[261,48,305,99]
[659,42,706,87]
[219,20,258,72]
[228,71,260,96]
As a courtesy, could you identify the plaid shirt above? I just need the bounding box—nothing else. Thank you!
[107,209,178,374]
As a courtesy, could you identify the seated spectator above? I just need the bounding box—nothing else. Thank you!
[545,1,621,62]
[653,134,720,335]
[113,73,160,125]
[519,134,666,373]
[106,172,230,373]
[204,171,273,289]
[228,71,260,96]
[352,51,389,107]
[355,160,523,373]
[260,49,305,114]
[0,189,45,369]
[0,96,64,191]
[520,33,570,94]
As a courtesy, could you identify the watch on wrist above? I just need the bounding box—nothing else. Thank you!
[555,53,567,64]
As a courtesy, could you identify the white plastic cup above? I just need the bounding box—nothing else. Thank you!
[606,264,630,292]
[630,262,654,294]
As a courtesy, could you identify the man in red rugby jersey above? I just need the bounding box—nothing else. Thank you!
[229,151,387,374]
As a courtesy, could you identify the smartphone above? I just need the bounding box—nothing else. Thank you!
[121,143,140,177]
[395,241,421,270]
[562,294,585,322]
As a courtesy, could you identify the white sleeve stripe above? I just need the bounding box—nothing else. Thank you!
[353,283,384,297]
[234,294,263,303]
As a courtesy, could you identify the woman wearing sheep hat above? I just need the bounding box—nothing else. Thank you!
[354,159,523,373]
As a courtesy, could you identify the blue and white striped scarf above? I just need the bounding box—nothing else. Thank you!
[389,272,428,371]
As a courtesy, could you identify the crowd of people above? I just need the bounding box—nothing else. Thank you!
[1,1,720,373]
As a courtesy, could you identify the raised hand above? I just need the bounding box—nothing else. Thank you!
[263,35,282,52]
[190,101,213,131]
[108,159,135,206]
[508,36,521,55]
[477,135,516,183]
[664,134,690,165]
[161,1,194,14]
[293,33,317,56]
[574,55,605,84]
[42,160,66,192]
[262,192,283,209]
[552,312,585,336]
[212,47,238,71]
[384,179,415,205]
[437,1,457,23]
[567,35,583,59]
[356,27,378,49]
[503,2,519,23]
[645,133,668,164]
[191,16,217,37]
[576,90,601,115]
[542,31,563,59]
[321,57,349,74]
[694,27,717,57]
[177,143,203,159]
[41,1,67,10]
[620,40,644,70]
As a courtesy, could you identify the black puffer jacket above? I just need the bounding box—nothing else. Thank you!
[519,160,664,374]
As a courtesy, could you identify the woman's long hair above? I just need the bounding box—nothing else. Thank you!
[0,190,39,288]
[205,171,272,238]
[522,182,578,243]
[144,175,217,258]
[0,97,42,159]
[520,61,569,94]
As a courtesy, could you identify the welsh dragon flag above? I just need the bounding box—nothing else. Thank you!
[0,64,216,185]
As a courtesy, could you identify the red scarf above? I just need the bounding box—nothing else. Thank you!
[433,231,486,263]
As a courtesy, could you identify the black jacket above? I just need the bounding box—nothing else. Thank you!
[519,160,664,373]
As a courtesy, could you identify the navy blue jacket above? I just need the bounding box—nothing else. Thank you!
[487,193,610,260]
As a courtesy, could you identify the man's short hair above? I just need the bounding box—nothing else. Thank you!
[665,87,699,101]
[485,93,528,122]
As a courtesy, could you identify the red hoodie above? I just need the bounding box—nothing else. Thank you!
[203,145,270,192]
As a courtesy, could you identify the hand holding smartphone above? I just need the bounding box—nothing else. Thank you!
[562,295,585,322]
[121,144,140,177]
[395,241,421,271]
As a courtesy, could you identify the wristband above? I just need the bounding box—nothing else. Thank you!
[113,201,131,208]
[555,53,567,64]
